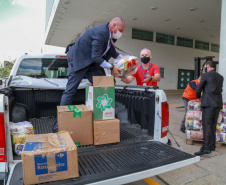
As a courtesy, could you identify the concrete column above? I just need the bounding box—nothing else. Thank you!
[219,0,226,101]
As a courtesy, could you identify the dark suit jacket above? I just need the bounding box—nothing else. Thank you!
[196,70,224,108]
[67,23,119,72]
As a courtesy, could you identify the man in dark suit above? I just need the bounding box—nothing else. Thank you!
[195,60,224,156]
[60,17,124,106]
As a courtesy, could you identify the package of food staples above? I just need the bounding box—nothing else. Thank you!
[186,120,194,130]
[187,100,201,111]
[10,121,34,155]
[113,56,139,77]
[186,111,202,121]
[218,111,223,124]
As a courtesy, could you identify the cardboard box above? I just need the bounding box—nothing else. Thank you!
[94,119,120,145]
[58,105,93,146]
[21,131,79,185]
[86,76,115,120]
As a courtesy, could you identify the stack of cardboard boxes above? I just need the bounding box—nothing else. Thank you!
[21,76,120,185]
[57,76,120,146]
[86,76,120,145]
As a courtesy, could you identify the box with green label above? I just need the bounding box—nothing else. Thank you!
[57,105,93,146]
[86,76,115,120]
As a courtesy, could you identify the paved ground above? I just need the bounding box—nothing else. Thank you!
[126,91,226,185]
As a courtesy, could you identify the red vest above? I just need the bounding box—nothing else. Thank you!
[182,79,199,100]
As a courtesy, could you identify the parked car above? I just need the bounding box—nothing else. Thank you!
[0,53,200,185]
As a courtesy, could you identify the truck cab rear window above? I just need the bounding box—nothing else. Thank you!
[16,58,68,78]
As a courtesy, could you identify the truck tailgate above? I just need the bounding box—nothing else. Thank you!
[9,141,199,185]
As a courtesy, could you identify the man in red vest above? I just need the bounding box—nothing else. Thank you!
[180,77,201,133]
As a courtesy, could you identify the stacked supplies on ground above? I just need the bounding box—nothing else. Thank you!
[10,121,34,155]
[216,102,226,142]
[185,100,203,140]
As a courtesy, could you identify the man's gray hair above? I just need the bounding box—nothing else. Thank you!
[141,48,151,55]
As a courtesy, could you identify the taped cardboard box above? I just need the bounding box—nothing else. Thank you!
[86,76,115,120]
[94,119,120,145]
[21,131,78,185]
[58,105,93,146]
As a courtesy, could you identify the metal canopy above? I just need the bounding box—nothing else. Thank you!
[45,0,221,48]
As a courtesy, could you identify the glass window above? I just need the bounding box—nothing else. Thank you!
[16,58,68,78]
[132,29,153,41]
[195,40,209,51]
[177,37,193,48]
[160,67,164,78]
[211,44,219,52]
[156,33,174,45]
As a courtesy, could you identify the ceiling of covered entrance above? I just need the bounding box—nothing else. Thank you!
[45,0,221,48]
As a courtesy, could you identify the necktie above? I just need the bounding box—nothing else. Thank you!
[110,38,134,56]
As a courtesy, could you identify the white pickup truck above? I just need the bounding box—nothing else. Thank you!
[0,53,200,185]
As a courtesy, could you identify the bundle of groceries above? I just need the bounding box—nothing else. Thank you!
[186,100,203,140]
[113,55,139,77]
[216,102,226,142]
[10,121,34,155]
[186,100,226,143]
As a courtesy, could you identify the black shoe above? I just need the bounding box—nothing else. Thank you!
[194,149,211,156]
[52,121,58,133]
[180,126,185,133]
[210,146,215,151]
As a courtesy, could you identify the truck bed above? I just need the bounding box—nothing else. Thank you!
[10,117,197,185]
[8,87,199,185]
[13,117,153,160]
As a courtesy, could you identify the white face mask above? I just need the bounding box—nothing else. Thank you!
[112,30,122,39]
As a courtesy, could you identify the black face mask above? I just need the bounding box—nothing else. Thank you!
[204,67,207,73]
[141,56,150,64]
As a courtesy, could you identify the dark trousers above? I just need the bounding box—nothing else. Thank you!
[181,98,189,127]
[202,107,220,150]
[60,63,103,106]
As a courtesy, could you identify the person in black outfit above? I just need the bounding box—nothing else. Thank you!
[194,60,224,156]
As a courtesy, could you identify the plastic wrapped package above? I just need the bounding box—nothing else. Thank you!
[190,130,203,140]
[187,100,201,111]
[10,121,34,134]
[220,123,226,132]
[220,133,226,142]
[216,131,220,142]
[196,131,203,140]
[190,131,197,139]
[186,111,202,121]
[193,120,202,130]
[186,130,191,139]
[13,143,25,155]
[10,121,34,155]
[218,111,223,124]
[186,120,193,130]
[113,56,139,77]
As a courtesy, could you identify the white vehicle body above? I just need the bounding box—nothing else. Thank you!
[0,53,199,185]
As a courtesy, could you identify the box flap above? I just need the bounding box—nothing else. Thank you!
[93,76,114,87]
[23,131,76,152]
[57,105,91,112]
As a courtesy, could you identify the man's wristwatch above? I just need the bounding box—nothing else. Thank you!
[110,64,114,71]
[150,76,153,81]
